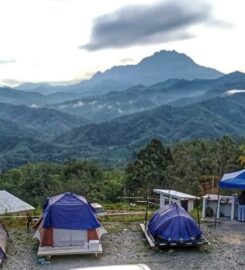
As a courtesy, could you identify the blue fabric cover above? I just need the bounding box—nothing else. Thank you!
[42,192,101,230]
[219,169,245,189]
[148,203,202,241]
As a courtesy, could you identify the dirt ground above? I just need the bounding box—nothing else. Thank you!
[1,219,245,270]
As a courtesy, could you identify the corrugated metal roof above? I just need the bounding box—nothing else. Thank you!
[153,189,200,200]
[0,190,34,214]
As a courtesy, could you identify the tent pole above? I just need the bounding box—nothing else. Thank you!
[196,197,200,229]
[167,171,171,205]
[214,188,221,229]
[144,194,149,228]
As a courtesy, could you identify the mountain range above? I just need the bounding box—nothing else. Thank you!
[56,93,245,146]
[50,71,245,122]
[0,102,87,136]
[14,50,223,96]
[1,50,245,169]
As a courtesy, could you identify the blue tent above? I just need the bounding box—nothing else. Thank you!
[219,169,245,189]
[42,192,101,230]
[148,203,202,242]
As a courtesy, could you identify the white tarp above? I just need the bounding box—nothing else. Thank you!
[53,229,88,247]
[0,190,34,214]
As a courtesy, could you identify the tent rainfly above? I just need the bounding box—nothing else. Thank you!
[148,203,202,242]
[219,169,245,189]
[213,169,245,222]
[141,203,207,247]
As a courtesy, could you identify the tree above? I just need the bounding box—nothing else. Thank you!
[238,144,245,167]
[125,139,170,197]
[62,160,105,202]
[169,140,211,195]
[0,160,105,206]
[102,170,124,202]
[216,136,241,177]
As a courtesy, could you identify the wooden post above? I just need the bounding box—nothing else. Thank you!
[202,196,207,218]
[231,195,235,221]
[217,196,221,219]
[214,189,221,229]
[144,196,149,227]
[196,198,200,228]
[160,194,165,208]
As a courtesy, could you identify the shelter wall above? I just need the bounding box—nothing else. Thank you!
[39,228,99,247]
[159,195,195,212]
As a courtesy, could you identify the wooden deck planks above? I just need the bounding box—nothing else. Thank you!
[140,223,155,248]
[37,244,103,257]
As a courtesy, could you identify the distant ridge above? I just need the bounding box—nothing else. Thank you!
[56,92,245,148]
[15,50,224,96]
[50,71,245,122]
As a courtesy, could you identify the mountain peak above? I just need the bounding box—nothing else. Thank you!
[220,71,245,82]
[89,49,223,86]
[226,71,245,77]
[150,49,190,59]
[139,49,195,67]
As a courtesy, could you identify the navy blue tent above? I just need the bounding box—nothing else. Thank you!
[219,169,245,189]
[148,203,202,242]
[34,192,107,248]
[43,192,101,230]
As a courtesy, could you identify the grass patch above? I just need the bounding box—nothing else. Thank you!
[101,214,150,233]
[190,208,202,223]
[102,202,158,213]
[1,216,28,229]
[101,214,146,223]
[103,202,147,211]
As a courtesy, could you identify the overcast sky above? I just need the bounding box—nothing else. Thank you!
[0,0,244,86]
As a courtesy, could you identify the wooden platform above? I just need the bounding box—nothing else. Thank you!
[140,223,155,248]
[37,244,103,257]
[140,223,209,248]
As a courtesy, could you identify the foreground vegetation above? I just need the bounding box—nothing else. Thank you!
[0,136,244,207]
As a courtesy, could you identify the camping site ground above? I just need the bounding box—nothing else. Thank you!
[1,219,245,270]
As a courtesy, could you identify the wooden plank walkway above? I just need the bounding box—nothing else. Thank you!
[140,223,155,248]
[37,244,102,257]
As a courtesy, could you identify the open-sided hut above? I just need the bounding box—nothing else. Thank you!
[0,222,8,264]
[0,190,34,264]
[0,190,34,215]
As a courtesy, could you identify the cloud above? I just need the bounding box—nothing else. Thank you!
[120,58,135,63]
[1,78,21,86]
[1,78,80,87]
[81,0,218,51]
[0,59,16,64]
[84,71,97,79]
[208,20,234,29]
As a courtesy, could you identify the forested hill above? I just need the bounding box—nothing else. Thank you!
[56,93,245,147]
[0,102,88,136]
[49,71,245,123]
[1,93,245,170]
[0,137,242,207]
